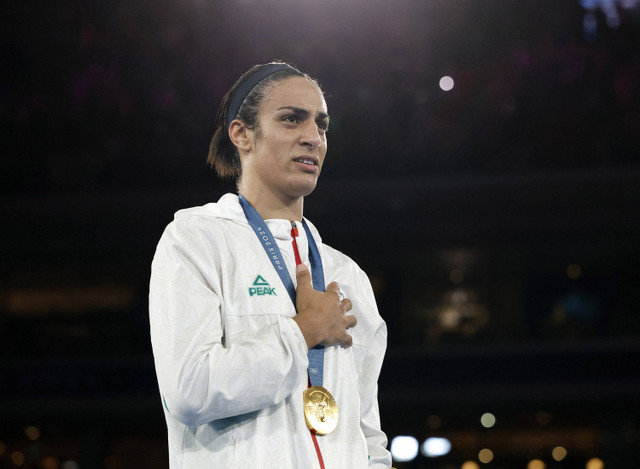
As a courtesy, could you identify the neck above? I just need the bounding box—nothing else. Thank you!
[239,185,304,221]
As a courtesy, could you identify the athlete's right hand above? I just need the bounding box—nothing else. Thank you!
[293,264,357,349]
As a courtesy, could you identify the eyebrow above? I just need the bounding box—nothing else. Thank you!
[277,106,330,122]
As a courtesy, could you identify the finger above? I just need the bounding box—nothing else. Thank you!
[325,281,340,295]
[345,314,357,329]
[342,333,353,348]
[295,264,313,292]
[341,298,353,312]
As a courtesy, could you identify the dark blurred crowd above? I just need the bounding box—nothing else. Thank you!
[2,0,639,196]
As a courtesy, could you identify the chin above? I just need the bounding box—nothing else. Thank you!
[289,177,319,198]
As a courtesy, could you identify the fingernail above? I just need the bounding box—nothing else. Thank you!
[296,264,306,272]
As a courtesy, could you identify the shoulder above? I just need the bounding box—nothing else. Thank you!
[154,198,251,264]
[321,243,365,277]
[160,206,222,249]
[163,193,247,239]
[171,204,224,230]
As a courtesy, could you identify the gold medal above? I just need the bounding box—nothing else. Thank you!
[303,386,339,435]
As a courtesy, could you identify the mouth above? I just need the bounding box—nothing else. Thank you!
[293,156,319,172]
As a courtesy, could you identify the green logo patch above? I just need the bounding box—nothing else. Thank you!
[249,275,276,296]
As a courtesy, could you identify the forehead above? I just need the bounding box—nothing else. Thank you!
[260,76,327,115]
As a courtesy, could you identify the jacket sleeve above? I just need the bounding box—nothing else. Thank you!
[353,269,392,468]
[149,217,309,427]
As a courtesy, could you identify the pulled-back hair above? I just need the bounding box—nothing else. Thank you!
[207,62,320,180]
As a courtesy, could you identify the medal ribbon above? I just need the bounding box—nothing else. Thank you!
[238,195,326,387]
[239,195,329,468]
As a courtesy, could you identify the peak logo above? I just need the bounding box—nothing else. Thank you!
[249,275,276,297]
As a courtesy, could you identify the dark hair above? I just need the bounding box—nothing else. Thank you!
[207,62,320,180]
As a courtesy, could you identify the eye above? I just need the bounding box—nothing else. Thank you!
[317,120,329,132]
[283,115,299,124]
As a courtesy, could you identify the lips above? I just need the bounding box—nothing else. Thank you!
[293,156,318,166]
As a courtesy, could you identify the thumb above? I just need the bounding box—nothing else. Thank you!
[295,263,312,291]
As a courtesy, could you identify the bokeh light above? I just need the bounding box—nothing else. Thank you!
[552,446,568,461]
[528,459,546,469]
[421,437,452,457]
[41,457,61,469]
[478,448,494,463]
[586,458,605,469]
[461,462,480,469]
[480,412,496,428]
[390,435,419,462]
[439,76,455,91]
[567,264,582,279]
[11,451,25,466]
[25,425,41,441]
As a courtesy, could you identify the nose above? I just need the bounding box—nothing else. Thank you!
[300,121,323,150]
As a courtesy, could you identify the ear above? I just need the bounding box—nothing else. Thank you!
[228,119,253,153]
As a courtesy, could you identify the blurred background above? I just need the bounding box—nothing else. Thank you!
[1,0,639,468]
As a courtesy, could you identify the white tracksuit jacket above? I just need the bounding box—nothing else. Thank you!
[149,193,391,468]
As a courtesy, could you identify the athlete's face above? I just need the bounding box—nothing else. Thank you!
[243,76,329,201]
